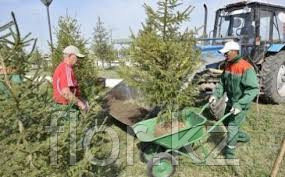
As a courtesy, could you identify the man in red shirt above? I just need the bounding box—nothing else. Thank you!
[52,45,87,112]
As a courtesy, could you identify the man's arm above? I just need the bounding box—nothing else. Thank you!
[61,87,86,110]
[233,68,259,110]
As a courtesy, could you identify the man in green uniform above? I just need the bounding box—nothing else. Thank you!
[209,41,259,159]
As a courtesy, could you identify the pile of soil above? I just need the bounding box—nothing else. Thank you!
[154,121,186,137]
[107,98,148,125]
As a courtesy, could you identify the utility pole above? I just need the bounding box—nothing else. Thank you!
[40,0,54,52]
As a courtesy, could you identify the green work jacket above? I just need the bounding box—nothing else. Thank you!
[213,56,259,110]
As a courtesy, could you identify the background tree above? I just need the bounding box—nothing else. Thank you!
[119,0,201,125]
[106,45,118,67]
[51,15,99,98]
[91,17,116,68]
[116,46,131,63]
[30,48,47,71]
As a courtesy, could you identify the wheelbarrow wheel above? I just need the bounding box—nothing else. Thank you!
[147,152,177,177]
[140,143,164,163]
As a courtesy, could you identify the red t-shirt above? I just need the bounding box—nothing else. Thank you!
[52,62,80,104]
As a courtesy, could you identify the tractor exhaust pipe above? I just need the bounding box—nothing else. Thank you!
[203,4,208,38]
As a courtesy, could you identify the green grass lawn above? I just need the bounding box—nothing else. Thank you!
[103,103,285,177]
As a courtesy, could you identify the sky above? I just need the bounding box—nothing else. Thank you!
[0,0,284,52]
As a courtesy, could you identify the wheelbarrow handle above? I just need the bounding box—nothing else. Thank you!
[206,112,232,134]
[198,103,232,133]
[199,103,210,115]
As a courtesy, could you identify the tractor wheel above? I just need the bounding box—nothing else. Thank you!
[261,51,285,103]
[147,152,177,177]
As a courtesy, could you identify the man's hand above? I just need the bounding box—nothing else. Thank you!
[62,87,88,112]
[62,87,79,103]
[230,107,241,115]
[62,87,89,112]
[209,96,217,105]
[77,100,87,111]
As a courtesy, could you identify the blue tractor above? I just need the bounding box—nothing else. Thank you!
[196,1,285,104]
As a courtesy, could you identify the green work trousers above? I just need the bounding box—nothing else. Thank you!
[223,106,248,148]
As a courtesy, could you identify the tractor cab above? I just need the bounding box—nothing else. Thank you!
[212,1,285,63]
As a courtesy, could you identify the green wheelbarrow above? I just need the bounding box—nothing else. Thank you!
[132,103,232,177]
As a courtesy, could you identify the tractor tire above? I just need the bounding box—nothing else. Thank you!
[261,51,285,104]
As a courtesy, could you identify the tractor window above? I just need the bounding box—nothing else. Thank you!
[273,11,285,42]
[230,16,245,36]
[217,16,230,37]
[217,14,249,38]
[279,12,285,41]
[260,10,271,41]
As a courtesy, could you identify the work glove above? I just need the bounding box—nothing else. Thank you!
[209,96,217,105]
[230,107,241,115]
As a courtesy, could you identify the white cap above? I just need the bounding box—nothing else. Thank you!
[63,45,85,58]
[219,41,240,54]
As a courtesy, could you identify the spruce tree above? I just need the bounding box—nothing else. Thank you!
[91,17,116,68]
[119,0,200,125]
[0,13,56,175]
